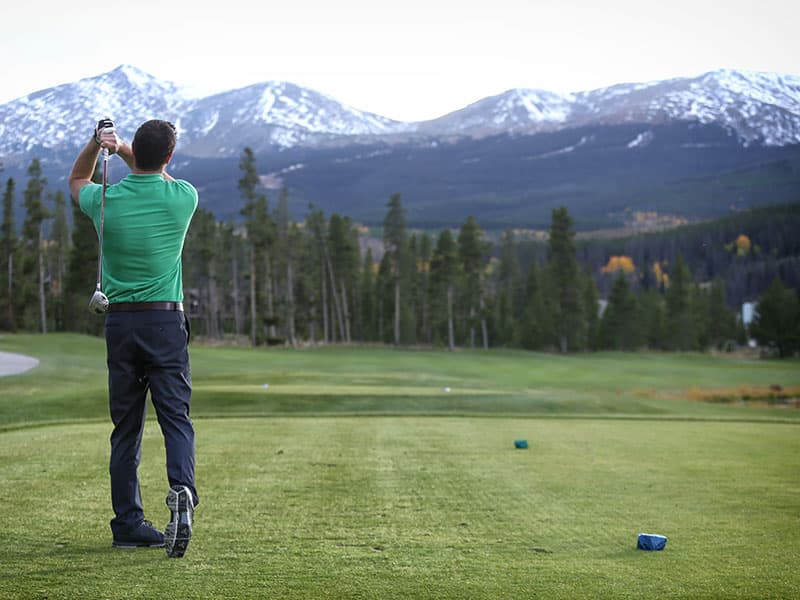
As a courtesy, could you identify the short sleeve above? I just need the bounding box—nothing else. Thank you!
[174,179,199,216]
[78,183,102,221]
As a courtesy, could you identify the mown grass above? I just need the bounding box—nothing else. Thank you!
[0,333,799,598]
[0,418,798,599]
[1,333,799,427]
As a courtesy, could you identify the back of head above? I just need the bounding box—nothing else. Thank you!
[132,120,177,171]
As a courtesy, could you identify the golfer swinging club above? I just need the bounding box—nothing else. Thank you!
[68,118,198,557]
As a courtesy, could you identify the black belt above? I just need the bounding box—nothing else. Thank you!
[108,302,184,312]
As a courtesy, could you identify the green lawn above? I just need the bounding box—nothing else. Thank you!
[0,334,799,598]
[1,334,799,428]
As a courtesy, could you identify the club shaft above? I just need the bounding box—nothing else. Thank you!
[96,149,108,286]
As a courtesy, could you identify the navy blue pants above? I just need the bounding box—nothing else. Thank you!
[104,310,198,535]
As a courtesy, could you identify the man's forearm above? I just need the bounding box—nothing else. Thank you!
[116,142,135,171]
[68,138,102,205]
[69,138,102,183]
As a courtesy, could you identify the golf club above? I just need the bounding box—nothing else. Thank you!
[88,118,115,314]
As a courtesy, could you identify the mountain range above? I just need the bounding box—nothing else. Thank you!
[1,65,799,229]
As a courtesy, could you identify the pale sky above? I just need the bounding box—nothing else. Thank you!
[2,0,798,122]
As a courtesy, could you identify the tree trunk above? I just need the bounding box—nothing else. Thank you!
[422,279,431,344]
[340,278,351,343]
[208,263,220,339]
[38,224,46,334]
[468,306,476,349]
[232,251,241,336]
[249,244,257,346]
[264,249,276,339]
[447,285,455,352]
[480,293,489,350]
[378,294,383,343]
[286,261,296,347]
[321,257,329,343]
[393,279,400,345]
[57,244,65,298]
[6,254,13,331]
[324,244,345,342]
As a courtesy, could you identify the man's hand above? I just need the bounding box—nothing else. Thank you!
[69,120,119,205]
[96,128,121,155]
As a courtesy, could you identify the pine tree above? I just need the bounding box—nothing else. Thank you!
[383,193,407,346]
[665,254,695,350]
[418,233,433,344]
[430,229,460,350]
[600,273,638,350]
[328,213,358,343]
[638,288,666,350]
[547,207,584,352]
[222,222,245,338]
[64,185,103,335]
[494,230,523,347]
[21,158,50,333]
[183,208,221,338]
[1,178,17,330]
[206,217,229,339]
[691,284,711,351]
[274,188,297,346]
[49,190,70,330]
[458,216,488,349]
[359,249,377,341]
[404,234,420,344]
[582,266,600,351]
[307,207,342,342]
[291,216,320,343]
[750,277,800,358]
[238,147,274,345]
[707,278,737,350]
[376,251,393,343]
[520,261,553,350]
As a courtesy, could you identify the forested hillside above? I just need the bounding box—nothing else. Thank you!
[575,203,800,306]
[1,152,798,355]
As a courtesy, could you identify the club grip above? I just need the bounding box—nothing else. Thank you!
[97,118,115,133]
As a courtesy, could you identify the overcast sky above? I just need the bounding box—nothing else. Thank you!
[2,0,797,121]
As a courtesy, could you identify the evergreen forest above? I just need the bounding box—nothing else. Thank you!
[1,150,798,357]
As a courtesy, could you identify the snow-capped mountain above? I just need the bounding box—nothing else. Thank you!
[1,65,799,167]
[176,81,408,156]
[0,65,189,157]
[418,70,800,146]
[414,88,574,136]
[0,65,406,161]
[572,69,800,145]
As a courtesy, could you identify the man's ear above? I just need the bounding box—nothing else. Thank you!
[164,151,173,166]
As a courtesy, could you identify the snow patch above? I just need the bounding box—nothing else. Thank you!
[627,131,654,148]
[117,65,153,89]
[260,89,276,120]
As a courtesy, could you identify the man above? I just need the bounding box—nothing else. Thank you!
[69,119,198,558]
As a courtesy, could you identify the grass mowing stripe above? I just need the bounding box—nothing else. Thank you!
[2,334,800,427]
[0,417,798,599]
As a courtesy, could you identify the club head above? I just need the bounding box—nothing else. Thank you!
[88,290,109,314]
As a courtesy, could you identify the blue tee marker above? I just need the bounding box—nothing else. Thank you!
[514,440,529,449]
[637,533,667,551]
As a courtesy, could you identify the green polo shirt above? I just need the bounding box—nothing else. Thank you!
[79,173,198,303]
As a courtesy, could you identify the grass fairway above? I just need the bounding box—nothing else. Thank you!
[1,334,799,427]
[1,334,799,598]
[1,418,798,599]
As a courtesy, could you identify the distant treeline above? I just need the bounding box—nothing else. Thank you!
[573,203,800,307]
[507,203,800,308]
[1,151,798,356]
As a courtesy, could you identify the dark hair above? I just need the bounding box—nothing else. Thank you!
[132,120,177,171]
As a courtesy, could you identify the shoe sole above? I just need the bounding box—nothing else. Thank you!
[165,486,194,558]
[112,540,165,548]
